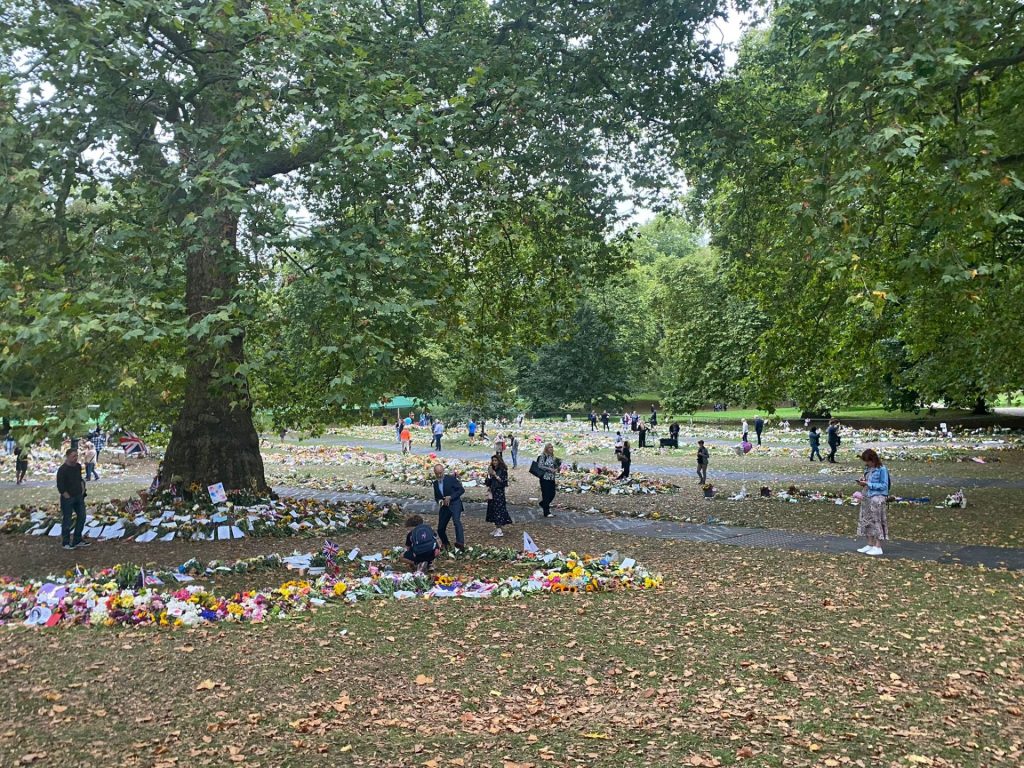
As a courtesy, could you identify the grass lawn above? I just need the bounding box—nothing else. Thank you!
[2,525,1021,767]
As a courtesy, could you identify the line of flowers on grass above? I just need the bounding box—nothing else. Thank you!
[1,550,662,628]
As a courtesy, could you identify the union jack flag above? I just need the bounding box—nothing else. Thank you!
[120,431,149,457]
[323,539,340,576]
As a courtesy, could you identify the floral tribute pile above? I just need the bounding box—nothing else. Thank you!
[555,465,678,496]
[0,489,399,542]
[267,445,490,487]
[0,549,662,628]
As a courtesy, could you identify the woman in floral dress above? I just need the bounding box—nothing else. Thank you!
[856,448,890,556]
[485,453,511,538]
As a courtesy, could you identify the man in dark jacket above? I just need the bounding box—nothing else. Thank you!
[826,420,841,463]
[432,463,466,549]
[809,427,823,461]
[56,449,90,550]
[754,415,765,445]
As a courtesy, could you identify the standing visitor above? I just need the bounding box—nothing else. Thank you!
[56,449,89,550]
[534,443,560,518]
[509,434,519,469]
[754,415,765,446]
[637,419,648,448]
[809,427,823,461]
[856,449,890,556]
[14,444,29,484]
[485,454,512,538]
[741,418,749,443]
[650,406,658,428]
[493,432,506,457]
[601,410,610,430]
[614,431,624,451]
[479,418,488,439]
[669,422,680,447]
[400,424,412,454]
[3,430,14,455]
[517,412,525,427]
[630,411,638,431]
[617,440,632,480]
[696,440,709,484]
[395,418,403,443]
[432,420,444,451]
[589,410,597,431]
[432,463,466,550]
[467,418,477,442]
[826,419,841,463]
[91,429,106,460]
[81,441,99,481]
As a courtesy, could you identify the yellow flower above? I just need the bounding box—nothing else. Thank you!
[333,582,347,596]
[227,603,244,616]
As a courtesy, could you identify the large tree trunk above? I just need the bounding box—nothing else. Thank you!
[162,211,268,494]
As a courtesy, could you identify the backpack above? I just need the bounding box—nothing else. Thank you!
[410,524,436,556]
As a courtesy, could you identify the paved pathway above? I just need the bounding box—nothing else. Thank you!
[276,486,1024,572]
[280,438,1024,490]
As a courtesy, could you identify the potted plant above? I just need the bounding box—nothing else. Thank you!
[702,484,716,498]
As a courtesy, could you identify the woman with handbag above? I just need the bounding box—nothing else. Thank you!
[485,454,512,537]
[531,443,560,518]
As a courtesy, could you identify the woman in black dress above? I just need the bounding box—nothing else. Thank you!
[618,440,632,480]
[485,453,512,538]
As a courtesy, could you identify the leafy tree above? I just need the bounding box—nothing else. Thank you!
[651,248,767,412]
[519,303,630,413]
[675,0,1024,411]
[1,0,739,490]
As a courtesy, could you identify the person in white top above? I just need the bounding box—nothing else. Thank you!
[432,420,444,451]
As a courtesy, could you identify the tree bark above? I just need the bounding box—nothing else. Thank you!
[972,396,989,416]
[161,211,268,494]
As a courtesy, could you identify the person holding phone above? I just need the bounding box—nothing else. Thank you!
[856,449,890,556]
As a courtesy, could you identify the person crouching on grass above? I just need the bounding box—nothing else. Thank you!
[402,515,440,573]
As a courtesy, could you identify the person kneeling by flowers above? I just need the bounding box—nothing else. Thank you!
[402,515,440,574]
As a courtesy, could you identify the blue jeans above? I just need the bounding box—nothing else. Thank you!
[437,504,464,548]
[60,495,87,546]
[85,462,99,480]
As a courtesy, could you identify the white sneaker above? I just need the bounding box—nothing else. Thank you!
[857,545,871,553]
[865,546,883,556]
[493,529,504,538]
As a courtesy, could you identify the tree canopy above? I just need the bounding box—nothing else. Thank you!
[675,0,1024,412]
[1,0,738,488]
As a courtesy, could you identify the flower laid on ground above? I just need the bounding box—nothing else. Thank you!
[1,550,662,628]
[944,489,967,508]
[0,494,400,542]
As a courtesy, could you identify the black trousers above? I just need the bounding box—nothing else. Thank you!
[756,429,763,445]
[539,480,556,515]
[618,461,631,480]
[827,443,839,462]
